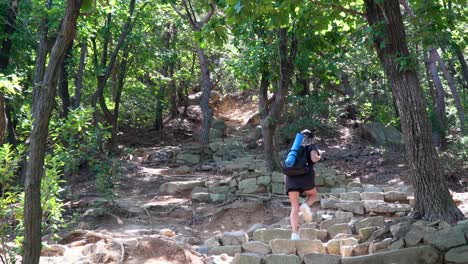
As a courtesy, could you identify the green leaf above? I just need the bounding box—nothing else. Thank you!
[81,0,94,13]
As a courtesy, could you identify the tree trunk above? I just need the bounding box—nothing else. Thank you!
[23,1,82,263]
[57,42,73,118]
[427,49,447,148]
[154,28,171,130]
[452,43,468,89]
[197,47,213,145]
[424,52,437,108]
[432,48,465,132]
[74,41,86,109]
[262,28,297,172]
[168,62,179,119]
[0,95,5,143]
[110,47,129,151]
[365,0,463,223]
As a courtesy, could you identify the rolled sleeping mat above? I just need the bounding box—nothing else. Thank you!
[285,133,304,167]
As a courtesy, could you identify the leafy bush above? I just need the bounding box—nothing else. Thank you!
[280,94,337,141]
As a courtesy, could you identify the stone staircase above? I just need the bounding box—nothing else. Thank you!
[202,182,468,264]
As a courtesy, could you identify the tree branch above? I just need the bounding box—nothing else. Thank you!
[199,2,215,25]
[399,0,416,18]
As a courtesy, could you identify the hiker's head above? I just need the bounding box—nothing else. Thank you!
[301,129,315,145]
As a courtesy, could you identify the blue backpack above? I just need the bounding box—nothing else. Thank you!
[282,145,310,176]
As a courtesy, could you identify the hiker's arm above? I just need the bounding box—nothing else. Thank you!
[310,150,320,163]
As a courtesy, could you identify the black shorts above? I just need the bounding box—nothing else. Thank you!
[286,187,315,196]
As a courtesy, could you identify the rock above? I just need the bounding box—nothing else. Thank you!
[341,245,354,257]
[369,238,392,254]
[257,176,271,186]
[353,242,369,256]
[347,181,363,188]
[192,192,210,202]
[264,254,301,264]
[192,186,209,194]
[238,178,259,194]
[384,191,408,202]
[340,192,361,201]
[271,183,285,194]
[335,211,354,221]
[328,224,352,239]
[358,227,377,242]
[390,221,412,238]
[271,172,285,183]
[331,188,347,194]
[364,200,411,213]
[295,239,326,256]
[340,237,359,248]
[389,239,405,250]
[242,241,271,255]
[423,227,467,251]
[220,231,249,246]
[301,223,319,229]
[336,201,365,215]
[354,216,385,233]
[364,185,383,192]
[205,237,221,249]
[348,187,364,193]
[160,229,176,237]
[270,239,296,254]
[209,185,230,194]
[253,229,291,243]
[404,226,426,246]
[174,165,190,174]
[303,253,341,264]
[175,153,201,164]
[210,193,227,202]
[360,122,403,147]
[159,180,205,194]
[326,239,342,255]
[321,197,341,210]
[208,245,242,256]
[247,223,265,238]
[40,244,65,257]
[445,245,468,264]
[209,128,223,141]
[321,218,348,230]
[299,228,328,242]
[341,245,441,264]
[360,192,384,201]
[232,253,263,264]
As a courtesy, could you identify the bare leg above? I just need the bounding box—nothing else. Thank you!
[288,191,300,234]
[304,188,317,206]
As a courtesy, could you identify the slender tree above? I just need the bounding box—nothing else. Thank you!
[365,0,464,223]
[23,1,83,262]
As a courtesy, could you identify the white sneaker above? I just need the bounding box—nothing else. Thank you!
[300,203,313,223]
[291,233,300,240]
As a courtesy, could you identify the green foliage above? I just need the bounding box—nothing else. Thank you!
[280,93,337,140]
[0,144,24,264]
[91,158,121,200]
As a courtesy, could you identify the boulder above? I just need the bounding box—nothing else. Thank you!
[364,200,411,213]
[208,245,242,256]
[269,239,296,254]
[341,245,441,264]
[423,227,467,251]
[295,239,326,256]
[445,245,468,264]
[238,178,259,194]
[303,253,341,264]
[336,201,365,215]
[264,254,301,264]
[328,224,352,239]
[159,180,205,194]
[321,218,348,230]
[220,231,249,246]
[335,211,354,221]
[232,253,263,264]
[253,229,291,243]
[174,165,190,174]
[242,241,271,255]
[192,192,210,202]
[340,192,361,201]
[369,238,392,254]
[360,122,403,146]
[353,242,369,256]
[40,244,65,257]
[299,228,328,242]
[358,227,377,242]
[354,216,385,233]
[384,191,408,202]
[360,192,384,201]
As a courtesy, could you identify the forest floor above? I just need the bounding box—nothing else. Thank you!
[40,92,468,263]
